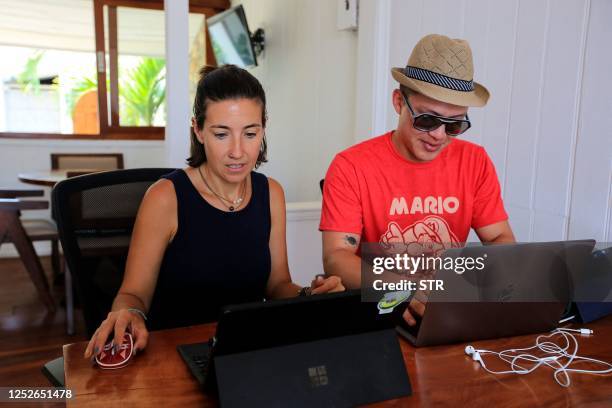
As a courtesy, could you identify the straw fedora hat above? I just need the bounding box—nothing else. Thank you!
[391,34,489,107]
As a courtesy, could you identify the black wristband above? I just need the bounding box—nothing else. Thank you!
[298,287,312,296]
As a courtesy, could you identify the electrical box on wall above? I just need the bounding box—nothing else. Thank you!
[337,0,358,30]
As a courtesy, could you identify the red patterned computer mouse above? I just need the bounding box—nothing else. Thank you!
[95,332,134,369]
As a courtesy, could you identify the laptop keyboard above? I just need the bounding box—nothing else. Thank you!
[177,341,212,386]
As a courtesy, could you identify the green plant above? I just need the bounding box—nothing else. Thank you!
[65,57,166,126]
[17,50,45,94]
[120,57,166,126]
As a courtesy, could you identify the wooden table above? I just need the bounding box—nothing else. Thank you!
[64,316,612,407]
[18,170,101,187]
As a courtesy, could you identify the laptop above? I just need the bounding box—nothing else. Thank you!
[178,290,412,407]
[572,246,612,322]
[395,240,595,347]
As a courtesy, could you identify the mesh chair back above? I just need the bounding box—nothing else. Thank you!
[52,168,174,335]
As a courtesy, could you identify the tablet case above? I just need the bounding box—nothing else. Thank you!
[215,329,411,408]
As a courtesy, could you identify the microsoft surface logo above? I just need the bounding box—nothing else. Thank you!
[308,365,329,387]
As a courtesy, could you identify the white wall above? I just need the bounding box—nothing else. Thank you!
[234,0,358,202]
[164,0,191,168]
[357,0,612,243]
[568,0,612,242]
[285,202,324,285]
[3,85,62,132]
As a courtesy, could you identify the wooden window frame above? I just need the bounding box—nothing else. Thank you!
[0,0,228,141]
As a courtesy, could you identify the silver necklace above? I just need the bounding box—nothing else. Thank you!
[197,165,246,212]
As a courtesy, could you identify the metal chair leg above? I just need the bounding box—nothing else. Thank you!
[65,262,75,335]
[51,239,62,284]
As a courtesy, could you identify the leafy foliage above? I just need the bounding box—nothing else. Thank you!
[17,50,45,94]
[120,58,166,126]
[65,57,166,126]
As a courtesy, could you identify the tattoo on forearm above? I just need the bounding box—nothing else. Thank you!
[344,235,358,247]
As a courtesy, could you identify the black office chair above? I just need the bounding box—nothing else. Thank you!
[43,168,175,386]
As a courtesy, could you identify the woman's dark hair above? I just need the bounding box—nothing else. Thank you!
[187,64,268,168]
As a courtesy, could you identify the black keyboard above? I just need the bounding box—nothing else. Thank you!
[177,341,211,386]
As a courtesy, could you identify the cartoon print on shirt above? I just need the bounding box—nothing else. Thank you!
[380,216,460,256]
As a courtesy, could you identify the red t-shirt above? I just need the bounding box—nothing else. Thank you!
[320,131,508,254]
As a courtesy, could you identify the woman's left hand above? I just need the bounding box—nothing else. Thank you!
[310,275,345,294]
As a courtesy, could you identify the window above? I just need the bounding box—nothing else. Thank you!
[0,0,228,140]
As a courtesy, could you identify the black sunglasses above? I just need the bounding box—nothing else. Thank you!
[401,92,471,136]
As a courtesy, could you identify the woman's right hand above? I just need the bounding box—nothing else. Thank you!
[83,309,149,359]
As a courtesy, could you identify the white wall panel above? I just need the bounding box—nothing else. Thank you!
[504,0,549,217]
[533,212,567,242]
[534,0,588,218]
[461,0,491,147]
[355,0,391,141]
[568,0,612,242]
[438,0,466,38]
[421,0,443,36]
[164,0,190,168]
[386,0,423,130]
[478,0,519,188]
[285,202,323,286]
[314,2,358,189]
[506,205,532,242]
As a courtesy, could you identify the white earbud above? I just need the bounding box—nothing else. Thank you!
[465,345,481,362]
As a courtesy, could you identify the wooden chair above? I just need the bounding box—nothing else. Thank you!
[0,189,57,312]
[51,153,124,171]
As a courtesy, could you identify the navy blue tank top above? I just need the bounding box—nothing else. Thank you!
[147,169,271,330]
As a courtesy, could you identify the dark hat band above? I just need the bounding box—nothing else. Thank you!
[405,66,474,92]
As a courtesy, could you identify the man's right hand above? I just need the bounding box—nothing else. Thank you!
[84,309,149,359]
[402,295,426,326]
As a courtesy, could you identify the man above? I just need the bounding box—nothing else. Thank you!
[320,34,515,322]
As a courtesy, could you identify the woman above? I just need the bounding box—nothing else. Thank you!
[84,65,344,359]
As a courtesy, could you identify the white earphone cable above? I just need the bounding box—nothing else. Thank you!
[465,329,612,387]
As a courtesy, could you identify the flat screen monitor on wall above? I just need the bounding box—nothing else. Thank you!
[207,5,257,68]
